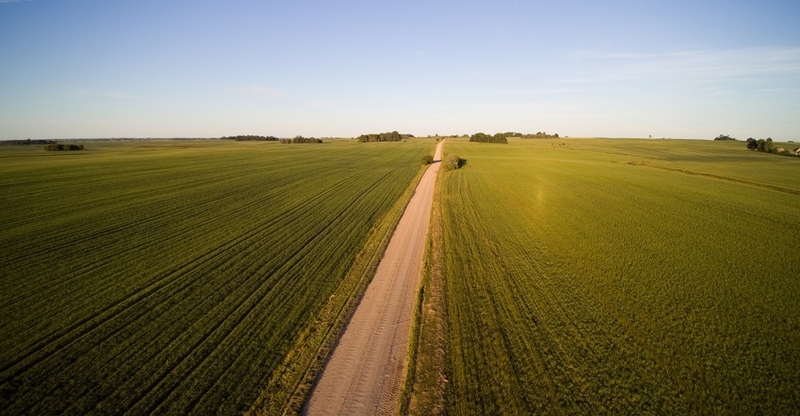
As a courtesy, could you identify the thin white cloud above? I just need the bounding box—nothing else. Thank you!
[565,47,800,83]
[0,117,61,124]
[309,102,332,108]
[68,90,139,99]
[757,87,800,93]
[106,92,139,99]
[231,86,282,98]
[0,0,34,3]
[570,50,698,61]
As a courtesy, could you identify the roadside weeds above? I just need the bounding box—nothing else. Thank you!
[401,167,447,416]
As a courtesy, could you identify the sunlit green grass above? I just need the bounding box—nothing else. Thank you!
[0,139,434,414]
[439,138,800,414]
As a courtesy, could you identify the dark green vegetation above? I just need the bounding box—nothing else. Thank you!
[0,139,58,146]
[0,139,434,415]
[747,137,773,152]
[435,138,800,414]
[506,131,560,139]
[745,137,799,157]
[356,131,414,142]
[472,131,564,142]
[43,143,84,151]
[421,155,434,165]
[469,132,507,144]
[280,136,323,144]
[441,154,465,171]
[220,135,278,141]
[713,134,737,141]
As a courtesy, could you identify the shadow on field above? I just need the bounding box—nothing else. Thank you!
[430,158,465,167]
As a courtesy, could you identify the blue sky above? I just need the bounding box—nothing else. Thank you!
[1,0,799,140]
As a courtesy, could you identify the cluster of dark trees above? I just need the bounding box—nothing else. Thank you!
[44,144,84,151]
[528,132,559,138]
[356,131,414,142]
[470,132,508,144]
[0,139,57,146]
[746,137,771,151]
[470,131,559,143]
[746,137,799,157]
[421,155,434,165]
[221,135,278,141]
[280,136,323,144]
[714,134,737,141]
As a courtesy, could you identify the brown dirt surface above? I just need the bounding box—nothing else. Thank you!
[304,141,444,416]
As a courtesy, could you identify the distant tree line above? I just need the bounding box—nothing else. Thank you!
[468,131,560,143]
[714,134,737,141]
[221,135,278,141]
[44,144,84,151]
[0,139,57,146]
[470,132,508,144]
[357,131,414,142]
[280,136,323,144]
[506,131,560,139]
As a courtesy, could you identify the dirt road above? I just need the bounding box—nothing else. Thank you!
[304,140,444,415]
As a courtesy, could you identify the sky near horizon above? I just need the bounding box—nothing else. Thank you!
[1,0,799,140]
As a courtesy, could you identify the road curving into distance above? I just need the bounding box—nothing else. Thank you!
[304,140,445,415]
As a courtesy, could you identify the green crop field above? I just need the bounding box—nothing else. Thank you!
[434,138,800,414]
[0,139,434,414]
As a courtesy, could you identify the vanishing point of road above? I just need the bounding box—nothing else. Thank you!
[304,140,444,415]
